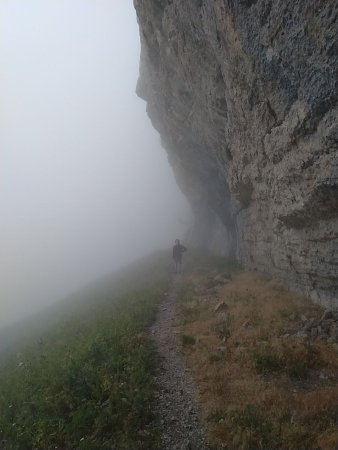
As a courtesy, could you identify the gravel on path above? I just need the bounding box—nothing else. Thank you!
[150,275,209,450]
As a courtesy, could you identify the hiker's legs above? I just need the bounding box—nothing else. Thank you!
[174,257,183,274]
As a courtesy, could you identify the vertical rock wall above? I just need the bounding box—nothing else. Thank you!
[134,0,338,306]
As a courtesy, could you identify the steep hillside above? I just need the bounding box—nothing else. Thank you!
[134,0,338,306]
[175,262,338,450]
[0,253,171,450]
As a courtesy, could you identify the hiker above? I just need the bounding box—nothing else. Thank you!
[173,239,187,274]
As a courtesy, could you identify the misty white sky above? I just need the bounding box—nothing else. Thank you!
[0,0,190,328]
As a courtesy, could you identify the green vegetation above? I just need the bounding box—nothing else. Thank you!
[180,334,196,347]
[228,404,283,450]
[208,353,225,363]
[206,409,226,423]
[177,282,195,304]
[252,348,282,375]
[176,282,200,325]
[252,342,324,379]
[227,403,338,450]
[213,314,233,340]
[0,253,171,450]
[183,249,242,276]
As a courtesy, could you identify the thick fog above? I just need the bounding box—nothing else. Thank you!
[0,0,191,328]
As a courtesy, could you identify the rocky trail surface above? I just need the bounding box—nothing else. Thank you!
[150,275,209,450]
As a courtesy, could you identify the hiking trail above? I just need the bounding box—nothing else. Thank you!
[150,275,209,450]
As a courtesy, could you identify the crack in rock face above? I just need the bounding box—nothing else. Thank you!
[134,0,338,307]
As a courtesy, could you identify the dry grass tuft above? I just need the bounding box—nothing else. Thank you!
[175,264,338,450]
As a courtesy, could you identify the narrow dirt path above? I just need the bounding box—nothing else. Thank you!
[151,275,209,450]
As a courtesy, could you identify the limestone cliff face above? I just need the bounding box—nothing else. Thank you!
[134,0,338,306]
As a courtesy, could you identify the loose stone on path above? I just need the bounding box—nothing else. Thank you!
[150,275,209,450]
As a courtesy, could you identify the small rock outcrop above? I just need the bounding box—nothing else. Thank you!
[284,310,338,343]
[134,0,338,307]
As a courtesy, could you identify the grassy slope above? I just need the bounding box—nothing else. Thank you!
[0,252,171,450]
[3,250,336,450]
[175,255,338,450]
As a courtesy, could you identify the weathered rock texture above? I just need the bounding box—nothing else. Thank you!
[134,0,338,307]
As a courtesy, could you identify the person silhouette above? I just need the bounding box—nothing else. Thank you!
[172,239,187,274]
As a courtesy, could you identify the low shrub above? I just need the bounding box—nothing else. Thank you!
[180,334,196,347]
